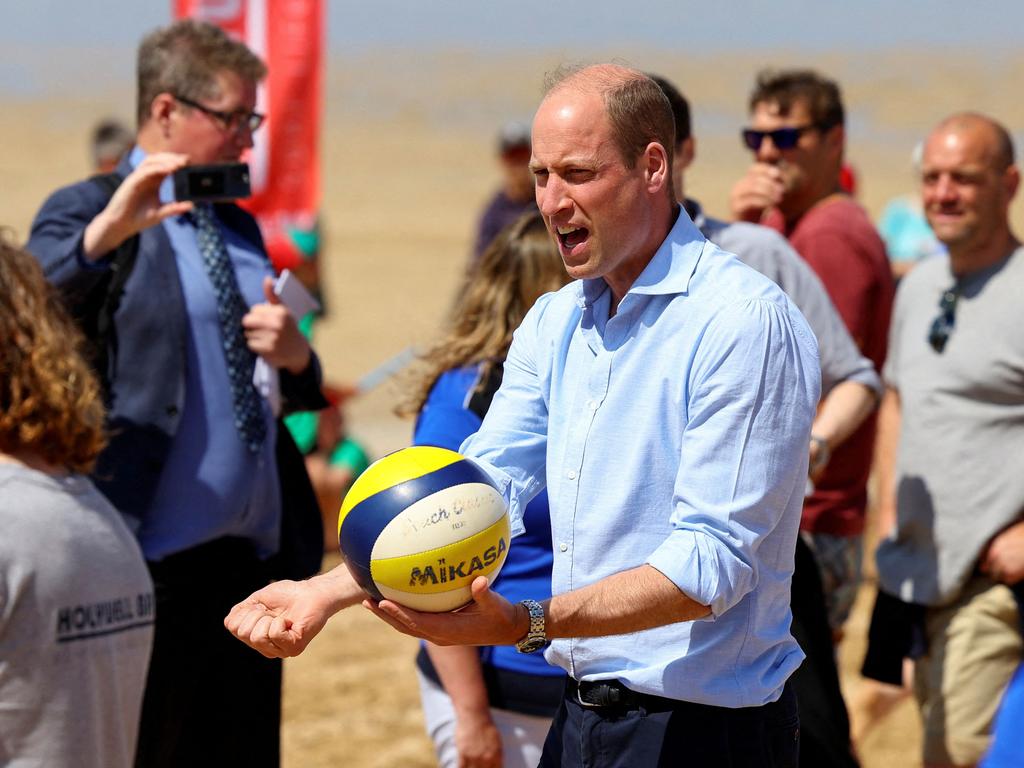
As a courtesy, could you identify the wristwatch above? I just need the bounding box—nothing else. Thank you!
[809,434,831,474]
[515,599,547,654]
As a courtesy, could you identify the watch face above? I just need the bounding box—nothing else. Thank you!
[517,636,547,654]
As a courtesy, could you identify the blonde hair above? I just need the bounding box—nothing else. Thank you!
[0,234,107,472]
[396,212,568,417]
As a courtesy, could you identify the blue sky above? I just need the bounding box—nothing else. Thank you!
[3,1,1021,52]
[2,1,1018,98]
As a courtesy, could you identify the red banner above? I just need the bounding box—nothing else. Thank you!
[173,0,323,272]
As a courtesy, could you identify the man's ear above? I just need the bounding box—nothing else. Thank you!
[149,93,177,135]
[1003,164,1020,202]
[644,142,670,193]
[825,124,845,160]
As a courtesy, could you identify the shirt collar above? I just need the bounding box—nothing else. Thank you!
[577,206,706,307]
[127,144,145,171]
[683,197,706,230]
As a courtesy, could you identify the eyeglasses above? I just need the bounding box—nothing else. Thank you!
[928,285,960,353]
[741,125,820,152]
[174,94,265,133]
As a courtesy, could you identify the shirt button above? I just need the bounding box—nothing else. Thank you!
[588,399,599,410]
[559,543,568,552]
[566,470,577,480]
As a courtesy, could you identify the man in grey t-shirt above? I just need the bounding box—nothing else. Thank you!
[873,112,1024,768]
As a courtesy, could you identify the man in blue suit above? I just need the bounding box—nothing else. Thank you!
[28,20,325,768]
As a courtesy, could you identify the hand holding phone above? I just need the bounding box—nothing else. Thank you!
[173,163,251,202]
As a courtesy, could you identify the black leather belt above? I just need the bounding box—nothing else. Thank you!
[568,678,673,710]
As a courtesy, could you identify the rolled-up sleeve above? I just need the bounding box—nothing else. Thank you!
[461,296,554,537]
[647,298,820,617]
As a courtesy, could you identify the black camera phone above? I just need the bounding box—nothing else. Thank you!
[173,162,251,202]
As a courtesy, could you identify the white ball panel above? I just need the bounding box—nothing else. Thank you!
[372,483,507,559]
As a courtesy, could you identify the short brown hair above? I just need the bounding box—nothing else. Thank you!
[545,65,675,170]
[136,19,266,126]
[0,234,107,472]
[544,64,675,200]
[749,69,844,131]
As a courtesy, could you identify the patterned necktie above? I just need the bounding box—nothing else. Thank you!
[193,204,267,453]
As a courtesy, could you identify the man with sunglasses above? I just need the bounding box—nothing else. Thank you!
[870,113,1024,768]
[730,69,893,640]
[27,20,326,768]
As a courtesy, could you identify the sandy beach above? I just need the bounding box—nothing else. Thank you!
[7,45,1023,767]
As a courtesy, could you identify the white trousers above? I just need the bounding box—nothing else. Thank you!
[417,669,554,768]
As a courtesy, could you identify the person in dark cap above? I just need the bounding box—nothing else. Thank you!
[471,119,538,263]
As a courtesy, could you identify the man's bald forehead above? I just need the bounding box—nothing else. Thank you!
[543,63,649,98]
[928,112,1015,170]
[536,62,675,196]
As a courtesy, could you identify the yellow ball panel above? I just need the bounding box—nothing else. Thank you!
[370,514,510,611]
[337,445,463,534]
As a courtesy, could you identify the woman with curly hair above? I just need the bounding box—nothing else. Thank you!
[397,212,570,768]
[0,235,154,768]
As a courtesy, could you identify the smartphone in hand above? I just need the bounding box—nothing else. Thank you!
[173,163,251,202]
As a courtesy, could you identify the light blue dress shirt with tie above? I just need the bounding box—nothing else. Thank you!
[128,147,281,561]
[462,210,821,708]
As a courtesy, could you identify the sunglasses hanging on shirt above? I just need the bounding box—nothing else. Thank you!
[927,284,961,353]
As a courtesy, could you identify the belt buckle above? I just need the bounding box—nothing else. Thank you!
[576,680,621,708]
[576,681,602,708]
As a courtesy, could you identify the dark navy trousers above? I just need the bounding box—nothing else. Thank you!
[539,680,799,768]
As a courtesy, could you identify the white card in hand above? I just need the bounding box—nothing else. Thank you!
[274,269,320,318]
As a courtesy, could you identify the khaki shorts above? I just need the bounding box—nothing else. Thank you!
[915,576,1022,766]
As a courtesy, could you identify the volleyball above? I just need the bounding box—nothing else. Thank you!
[337,446,510,612]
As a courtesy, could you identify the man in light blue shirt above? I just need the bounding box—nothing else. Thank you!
[228,64,819,767]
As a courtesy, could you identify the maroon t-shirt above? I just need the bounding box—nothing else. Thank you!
[764,196,894,535]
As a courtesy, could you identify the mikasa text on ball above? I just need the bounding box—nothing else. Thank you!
[337,446,510,612]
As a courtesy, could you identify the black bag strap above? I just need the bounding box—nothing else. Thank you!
[80,172,141,398]
[467,361,505,421]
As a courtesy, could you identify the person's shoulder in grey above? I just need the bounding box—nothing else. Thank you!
[689,199,880,396]
[893,250,951,296]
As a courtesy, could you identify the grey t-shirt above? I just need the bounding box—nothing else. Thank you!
[875,248,1024,606]
[690,200,880,397]
[0,463,154,768]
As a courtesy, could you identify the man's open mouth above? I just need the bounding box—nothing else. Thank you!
[557,225,589,250]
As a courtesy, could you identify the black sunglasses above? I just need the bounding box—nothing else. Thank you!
[741,125,820,152]
[174,94,265,133]
[928,285,960,353]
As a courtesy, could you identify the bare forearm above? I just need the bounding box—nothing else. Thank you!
[872,388,901,537]
[811,380,878,451]
[544,564,710,640]
[82,210,131,261]
[311,560,366,614]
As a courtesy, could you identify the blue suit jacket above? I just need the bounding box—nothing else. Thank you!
[27,159,327,569]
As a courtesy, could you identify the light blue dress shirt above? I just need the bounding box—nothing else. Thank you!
[129,147,281,561]
[462,210,821,708]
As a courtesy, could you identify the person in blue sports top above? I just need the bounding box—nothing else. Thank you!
[397,212,569,768]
